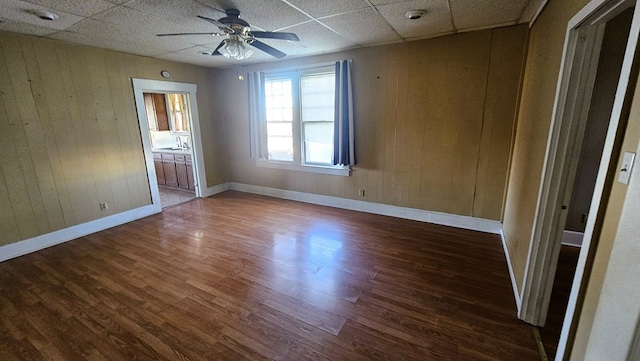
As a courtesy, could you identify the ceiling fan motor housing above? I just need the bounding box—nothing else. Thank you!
[219,8,250,35]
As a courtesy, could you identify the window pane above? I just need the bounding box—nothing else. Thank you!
[304,122,334,164]
[265,78,293,162]
[301,72,335,165]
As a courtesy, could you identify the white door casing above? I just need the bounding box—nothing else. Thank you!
[132,78,207,212]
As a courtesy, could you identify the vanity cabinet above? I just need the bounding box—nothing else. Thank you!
[153,152,194,190]
[162,153,179,187]
[186,155,195,190]
[153,153,165,185]
[174,154,189,189]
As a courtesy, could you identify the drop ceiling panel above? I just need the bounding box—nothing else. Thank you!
[50,18,178,57]
[263,21,357,56]
[197,0,311,31]
[22,0,118,17]
[93,4,215,35]
[0,0,84,31]
[0,18,57,36]
[519,0,543,23]
[450,0,528,30]
[284,0,370,19]
[377,0,453,39]
[369,0,411,5]
[157,46,235,67]
[122,0,223,26]
[319,8,402,46]
[0,0,536,67]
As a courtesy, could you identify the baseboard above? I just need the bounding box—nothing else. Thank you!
[500,229,522,312]
[228,182,502,234]
[202,182,230,198]
[561,230,583,247]
[0,205,157,263]
[227,183,522,306]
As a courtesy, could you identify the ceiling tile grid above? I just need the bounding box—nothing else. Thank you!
[375,0,454,39]
[22,0,118,17]
[318,7,403,46]
[449,0,530,31]
[283,0,371,19]
[0,0,541,67]
[1,0,84,31]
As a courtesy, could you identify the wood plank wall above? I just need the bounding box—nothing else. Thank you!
[0,32,228,247]
[501,0,590,292]
[221,25,528,221]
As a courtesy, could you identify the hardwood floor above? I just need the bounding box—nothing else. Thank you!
[0,191,540,360]
[539,245,581,359]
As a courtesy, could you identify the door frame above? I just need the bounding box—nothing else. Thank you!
[132,78,206,212]
[517,0,640,358]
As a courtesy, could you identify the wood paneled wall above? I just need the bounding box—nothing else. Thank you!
[221,25,528,221]
[501,0,590,293]
[0,32,228,247]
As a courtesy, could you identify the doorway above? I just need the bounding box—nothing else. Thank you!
[538,8,634,359]
[517,0,640,360]
[132,79,207,213]
[144,92,196,208]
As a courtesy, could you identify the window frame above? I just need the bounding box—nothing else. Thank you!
[258,64,350,177]
[166,93,190,134]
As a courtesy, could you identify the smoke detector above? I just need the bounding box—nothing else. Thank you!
[405,10,427,20]
[31,10,59,21]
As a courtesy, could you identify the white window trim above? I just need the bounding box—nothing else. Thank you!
[256,158,350,176]
[258,62,351,176]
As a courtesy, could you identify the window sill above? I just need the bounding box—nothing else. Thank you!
[256,159,350,176]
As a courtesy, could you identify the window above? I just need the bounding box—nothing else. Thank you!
[261,66,343,173]
[167,93,189,133]
[300,72,335,165]
[249,61,354,176]
[264,77,294,162]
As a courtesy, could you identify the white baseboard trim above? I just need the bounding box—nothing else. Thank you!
[561,230,584,247]
[202,182,230,198]
[500,229,522,312]
[228,182,502,234]
[0,205,157,263]
[228,183,522,306]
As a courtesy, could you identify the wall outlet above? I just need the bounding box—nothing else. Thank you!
[358,189,365,197]
[99,203,108,211]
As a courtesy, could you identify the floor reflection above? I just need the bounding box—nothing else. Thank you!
[271,223,346,302]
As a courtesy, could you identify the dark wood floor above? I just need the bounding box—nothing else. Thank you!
[0,191,540,360]
[539,245,581,359]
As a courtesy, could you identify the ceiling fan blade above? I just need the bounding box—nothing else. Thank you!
[197,15,233,32]
[251,31,299,41]
[249,40,286,58]
[211,40,226,56]
[157,32,218,37]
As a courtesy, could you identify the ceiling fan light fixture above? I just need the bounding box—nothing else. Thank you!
[219,38,253,60]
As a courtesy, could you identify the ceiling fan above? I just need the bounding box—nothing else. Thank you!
[157,8,300,60]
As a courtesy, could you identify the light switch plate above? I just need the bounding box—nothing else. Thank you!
[618,152,635,185]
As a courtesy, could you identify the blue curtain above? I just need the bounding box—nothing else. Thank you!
[333,60,356,166]
[248,71,267,159]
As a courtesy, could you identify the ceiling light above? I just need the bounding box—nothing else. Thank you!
[405,10,427,20]
[218,37,253,61]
